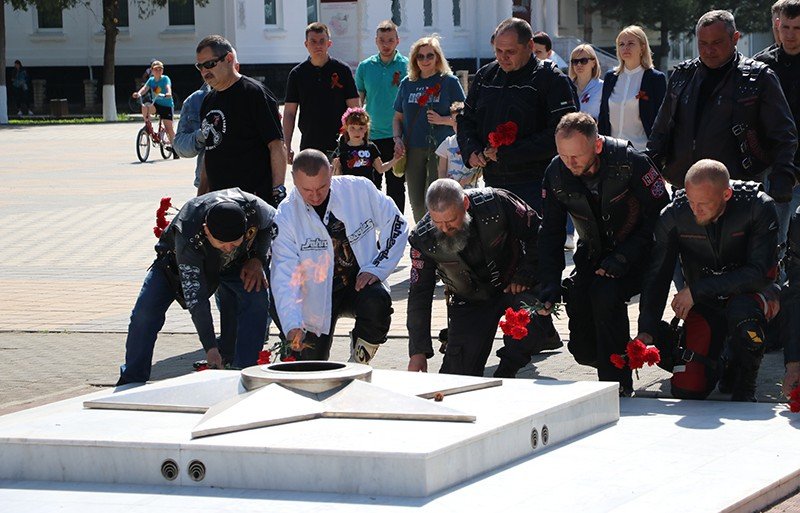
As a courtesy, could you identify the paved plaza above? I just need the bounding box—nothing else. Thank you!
[0,120,798,511]
[0,121,790,412]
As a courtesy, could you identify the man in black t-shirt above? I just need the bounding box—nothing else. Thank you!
[282,23,360,162]
[196,35,287,207]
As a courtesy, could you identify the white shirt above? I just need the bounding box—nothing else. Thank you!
[576,77,603,121]
[435,135,479,188]
[608,66,648,150]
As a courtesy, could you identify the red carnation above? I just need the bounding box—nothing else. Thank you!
[790,386,800,402]
[156,216,169,229]
[153,226,163,238]
[625,339,648,369]
[643,347,661,366]
[257,350,272,365]
[195,363,208,372]
[417,93,430,107]
[488,121,519,148]
[610,354,627,369]
[282,355,297,362]
[499,307,531,340]
[790,401,800,413]
[160,197,172,210]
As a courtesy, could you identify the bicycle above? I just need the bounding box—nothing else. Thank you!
[136,114,173,162]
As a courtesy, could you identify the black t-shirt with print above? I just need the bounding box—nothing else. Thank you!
[332,140,382,181]
[285,57,358,154]
[200,75,283,201]
[313,194,359,291]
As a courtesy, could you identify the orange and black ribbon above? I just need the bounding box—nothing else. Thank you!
[635,90,649,101]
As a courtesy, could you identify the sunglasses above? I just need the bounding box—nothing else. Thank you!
[416,52,436,61]
[571,57,595,66]
[195,53,228,71]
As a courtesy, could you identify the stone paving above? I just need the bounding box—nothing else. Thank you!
[0,120,797,510]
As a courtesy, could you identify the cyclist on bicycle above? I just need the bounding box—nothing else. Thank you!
[132,60,178,157]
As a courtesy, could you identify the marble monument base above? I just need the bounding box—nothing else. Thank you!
[0,369,619,497]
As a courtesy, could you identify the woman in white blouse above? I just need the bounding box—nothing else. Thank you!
[598,25,666,151]
[569,44,603,121]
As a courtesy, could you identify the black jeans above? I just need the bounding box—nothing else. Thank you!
[373,138,406,215]
[442,290,556,376]
[563,266,642,389]
[273,281,392,360]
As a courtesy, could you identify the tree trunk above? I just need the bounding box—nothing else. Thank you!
[1,2,8,124]
[582,0,593,43]
[658,18,670,71]
[101,0,119,120]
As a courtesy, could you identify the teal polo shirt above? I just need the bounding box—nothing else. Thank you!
[355,51,409,140]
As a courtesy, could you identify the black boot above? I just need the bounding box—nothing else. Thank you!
[731,368,758,402]
[493,360,522,378]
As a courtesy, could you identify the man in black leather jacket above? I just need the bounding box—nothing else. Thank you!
[637,160,779,401]
[537,112,669,396]
[647,10,798,199]
[457,17,577,211]
[118,188,276,385]
[407,179,560,377]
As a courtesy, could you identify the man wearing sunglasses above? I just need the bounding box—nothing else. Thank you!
[195,35,287,209]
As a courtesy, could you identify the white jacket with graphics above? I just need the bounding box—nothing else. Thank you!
[270,175,408,336]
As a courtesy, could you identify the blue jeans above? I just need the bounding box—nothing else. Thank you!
[215,271,270,367]
[119,265,270,383]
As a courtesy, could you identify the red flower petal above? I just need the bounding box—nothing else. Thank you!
[160,197,172,209]
[153,226,163,238]
[643,347,661,366]
[417,94,429,107]
[790,400,800,413]
[156,216,169,229]
[257,350,272,365]
[610,353,627,369]
[195,364,208,372]
[282,355,297,362]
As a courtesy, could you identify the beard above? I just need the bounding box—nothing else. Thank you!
[434,212,472,253]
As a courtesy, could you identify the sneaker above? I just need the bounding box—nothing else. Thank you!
[27,110,34,116]
[619,385,635,398]
[17,111,22,117]
[172,151,180,160]
[564,234,576,251]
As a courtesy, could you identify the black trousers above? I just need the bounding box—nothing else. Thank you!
[373,138,406,215]
[273,281,393,360]
[563,266,642,389]
[676,295,767,398]
[442,290,556,376]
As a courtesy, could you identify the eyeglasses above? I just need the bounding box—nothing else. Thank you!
[195,53,228,71]
[571,57,595,66]
[416,52,436,61]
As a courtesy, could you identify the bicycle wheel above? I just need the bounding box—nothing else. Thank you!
[136,127,151,162]
[160,142,173,159]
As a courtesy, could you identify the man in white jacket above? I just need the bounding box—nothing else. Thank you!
[270,149,409,363]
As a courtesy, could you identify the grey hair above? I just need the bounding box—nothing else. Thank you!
[696,10,737,37]
[426,178,466,212]
[292,149,331,177]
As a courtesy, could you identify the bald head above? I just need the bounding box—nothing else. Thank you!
[685,159,731,190]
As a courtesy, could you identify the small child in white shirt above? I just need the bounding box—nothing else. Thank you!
[435,102,481,189]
